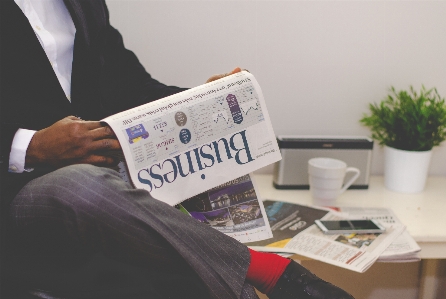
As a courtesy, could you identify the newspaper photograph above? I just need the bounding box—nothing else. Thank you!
[248,200,405,273]
[103,71,281,206]
[177,174,273,243]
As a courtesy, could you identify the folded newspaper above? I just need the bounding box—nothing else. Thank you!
[246,201,406,273]
[102,71,280,243]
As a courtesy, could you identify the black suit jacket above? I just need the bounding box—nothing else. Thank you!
[0,0,187,211]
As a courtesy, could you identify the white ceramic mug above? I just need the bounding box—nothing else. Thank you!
[308,157,360,206]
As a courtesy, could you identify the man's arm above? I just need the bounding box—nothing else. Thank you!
[19,67,241,171]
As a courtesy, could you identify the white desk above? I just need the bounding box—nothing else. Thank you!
[253,174,446,299]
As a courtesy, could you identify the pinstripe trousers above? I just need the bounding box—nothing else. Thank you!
[8,164,260,299]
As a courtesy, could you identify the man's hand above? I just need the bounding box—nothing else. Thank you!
[26,116,121,168]
[206,67,244,83]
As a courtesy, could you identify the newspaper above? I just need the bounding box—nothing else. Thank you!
[177,174,273,243]
[102,71,281,206]
[102,72,279,243]
[247,201,405,273]
[337,207,421,262]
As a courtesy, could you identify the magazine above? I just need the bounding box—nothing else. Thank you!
[177,174,273,243]
[246,201,330,248]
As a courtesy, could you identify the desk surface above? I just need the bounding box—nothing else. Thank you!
[253,174,446,259]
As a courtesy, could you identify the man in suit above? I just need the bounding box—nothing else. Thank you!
[1,1,355,298]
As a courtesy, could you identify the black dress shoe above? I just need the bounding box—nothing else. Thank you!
[268,260,355,299]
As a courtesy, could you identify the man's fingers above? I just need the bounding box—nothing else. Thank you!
[230,67,242,74]
[89,125,117,140]
[62,115,102,128]
[206,74,227,83]
[78,120,103,130]
[89,138,121,152]
[206,67,243,83]
[82,155,117,167]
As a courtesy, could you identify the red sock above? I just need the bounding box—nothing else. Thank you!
[246,248,291,294]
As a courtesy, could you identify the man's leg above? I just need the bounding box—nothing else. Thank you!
[9,164,354,299]
[9,164,256,299]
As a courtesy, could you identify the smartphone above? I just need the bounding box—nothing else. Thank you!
[314,219,386,234]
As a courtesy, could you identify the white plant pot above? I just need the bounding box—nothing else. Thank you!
[384,146,432,193]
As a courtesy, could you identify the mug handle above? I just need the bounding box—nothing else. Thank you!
[339,167,361,194]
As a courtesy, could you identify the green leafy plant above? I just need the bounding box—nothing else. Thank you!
[360,86,446,151]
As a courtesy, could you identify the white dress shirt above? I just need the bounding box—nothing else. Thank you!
[9,0,76,173]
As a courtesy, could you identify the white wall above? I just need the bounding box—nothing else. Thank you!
[107,0,446,176]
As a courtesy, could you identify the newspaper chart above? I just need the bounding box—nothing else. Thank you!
[103,71,281,206]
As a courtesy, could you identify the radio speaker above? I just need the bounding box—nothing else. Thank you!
[273,136,373,189]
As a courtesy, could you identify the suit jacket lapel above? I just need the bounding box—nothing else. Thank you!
[62,0,93,117]
[61,0,108,119]
[63,0,90,48]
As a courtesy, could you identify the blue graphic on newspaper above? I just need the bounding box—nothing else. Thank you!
[125,124,149,144]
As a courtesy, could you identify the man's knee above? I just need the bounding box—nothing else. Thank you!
[12,164,126,215]
[48,164,122,188]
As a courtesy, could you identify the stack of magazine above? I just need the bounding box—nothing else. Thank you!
[246,201,420,273]
[177,192,419,273]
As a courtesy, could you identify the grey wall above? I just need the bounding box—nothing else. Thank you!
[107,0,446,176]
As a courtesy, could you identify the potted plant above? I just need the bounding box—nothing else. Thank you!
[360,85,446,193]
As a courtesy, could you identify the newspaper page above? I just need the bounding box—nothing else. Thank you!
[248,200,405,273]
[102,71,281,206]
[177,174,273,243]
[338,207,421,262]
